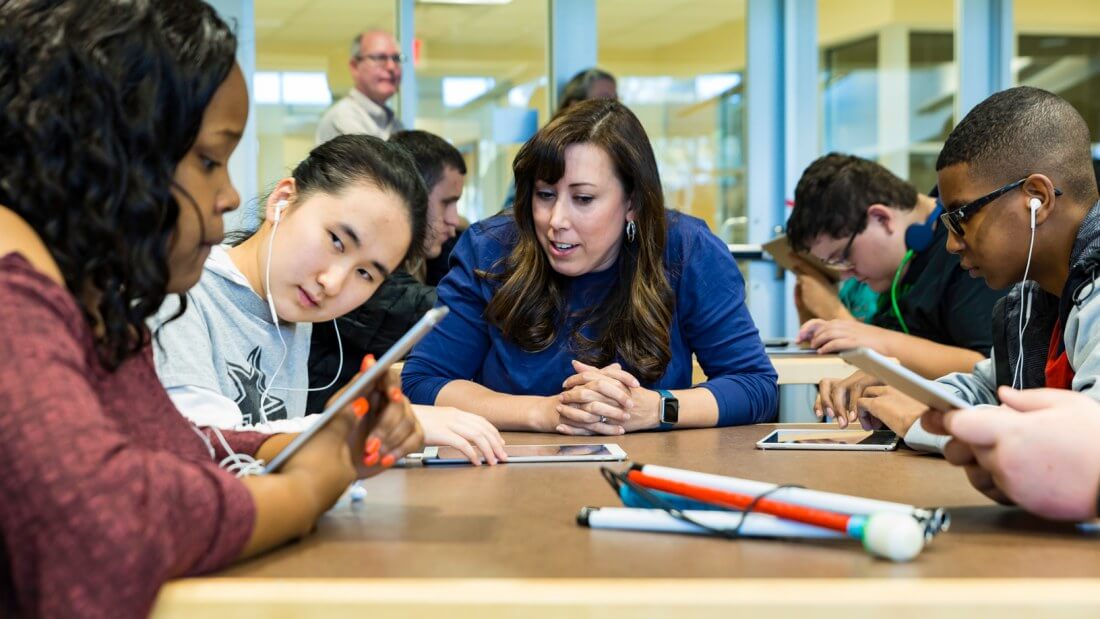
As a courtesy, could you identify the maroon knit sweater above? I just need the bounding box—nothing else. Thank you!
[0,253,267,618]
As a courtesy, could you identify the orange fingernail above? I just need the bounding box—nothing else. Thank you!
[366,437,381,454]
[381,454,395,468]
[361,354,376,372]
[351,397,369,417]
[364,451,380,466]
[388,386,402,401]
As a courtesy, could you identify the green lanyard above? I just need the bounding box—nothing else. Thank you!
[890,250,914,335]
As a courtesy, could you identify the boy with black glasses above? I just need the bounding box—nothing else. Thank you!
[785,154,1004,387]
[829,86,1100,452]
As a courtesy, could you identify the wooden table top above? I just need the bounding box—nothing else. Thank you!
[216,425,1096,580]
[153,425,1100,617]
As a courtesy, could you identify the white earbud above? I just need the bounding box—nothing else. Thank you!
[1015,197,1043,388]
[255,193,346,427]
[265,200,287,325]
[273,199,288,223]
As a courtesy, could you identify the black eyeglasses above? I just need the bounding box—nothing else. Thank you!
[357,53,406,65]
[822,226,861,269]
[939,178,1062,238]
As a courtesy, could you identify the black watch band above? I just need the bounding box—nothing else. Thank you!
[657,388,679,428]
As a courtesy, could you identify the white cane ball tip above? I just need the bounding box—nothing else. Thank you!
[862,512,925,562]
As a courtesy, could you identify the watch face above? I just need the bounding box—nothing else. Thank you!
[661,397,679,424]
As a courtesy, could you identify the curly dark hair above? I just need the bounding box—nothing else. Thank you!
[0,0,237,369]
[786,153,918,253]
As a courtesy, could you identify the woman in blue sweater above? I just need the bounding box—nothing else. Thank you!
[402,99,777,435]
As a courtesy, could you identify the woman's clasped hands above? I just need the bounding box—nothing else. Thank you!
[554,360,662,435]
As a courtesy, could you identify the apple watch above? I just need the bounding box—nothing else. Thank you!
[657,388,679,427]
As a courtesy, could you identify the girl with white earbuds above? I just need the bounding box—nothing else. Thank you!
[152,134,506,465]
[153,134,423,433]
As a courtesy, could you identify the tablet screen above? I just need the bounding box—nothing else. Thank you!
[761,429,898,445]
[435,443,613,460]
[764,344,819,356]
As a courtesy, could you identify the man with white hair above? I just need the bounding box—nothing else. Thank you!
[316,30,404,144]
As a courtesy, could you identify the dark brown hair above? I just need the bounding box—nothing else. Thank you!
[482,99,673,382]
[230,134,428,266]
[786,153,918,253]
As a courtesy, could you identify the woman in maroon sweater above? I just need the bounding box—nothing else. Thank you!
[0,2,423,617]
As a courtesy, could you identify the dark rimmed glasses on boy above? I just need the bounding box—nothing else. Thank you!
[939,178,1062,238]
[822,227,861,270]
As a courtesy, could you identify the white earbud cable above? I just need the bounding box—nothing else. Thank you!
[1013,214,1038,389]
[194,200,345,478]
[258,202,344,426]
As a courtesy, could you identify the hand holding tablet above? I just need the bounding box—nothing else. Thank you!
[828,348,973,437]
[838,348,970,412]
[262,307,449,475]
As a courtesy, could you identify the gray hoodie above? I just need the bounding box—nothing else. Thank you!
[152,246,314,431]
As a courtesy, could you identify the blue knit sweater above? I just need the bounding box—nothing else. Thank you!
[402,211,778,426]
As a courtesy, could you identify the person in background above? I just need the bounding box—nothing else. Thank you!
[501,67,619,211]
[0,2,419,616]
[424,227,466,286]
[316,30,404,143]
[402,99,778,435]
[558,67,618,113]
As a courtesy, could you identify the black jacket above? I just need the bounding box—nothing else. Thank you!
[991,200,1100,389]
[307,269,436,411]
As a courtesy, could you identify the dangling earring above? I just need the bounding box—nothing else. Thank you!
[626,220,637,243]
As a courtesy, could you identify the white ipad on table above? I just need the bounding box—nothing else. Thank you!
[764,343,820,356]
[756,428,899,451]
[419,443,627,465]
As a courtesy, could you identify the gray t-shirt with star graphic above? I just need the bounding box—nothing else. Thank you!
[151,245,312,430]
